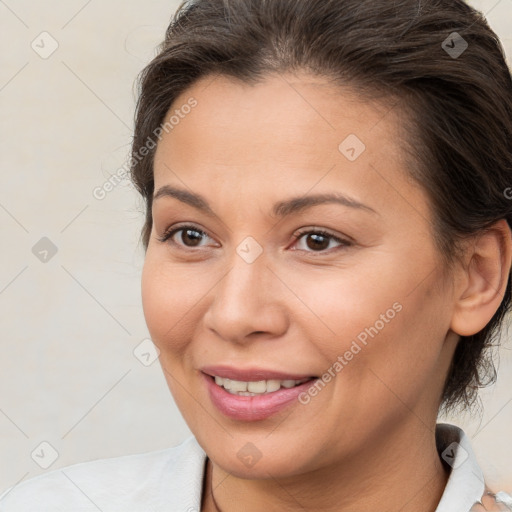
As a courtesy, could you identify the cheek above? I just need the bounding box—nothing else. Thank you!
[279,259,406,359]
[329,280,450,416]
[287,255,449,389]
[141,256,203,355]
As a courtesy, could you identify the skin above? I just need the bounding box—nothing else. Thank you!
[141,72,512,512]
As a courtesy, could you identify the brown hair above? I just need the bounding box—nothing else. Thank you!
[130,0,512,415]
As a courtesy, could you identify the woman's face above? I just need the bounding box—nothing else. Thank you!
[142,72,460,478]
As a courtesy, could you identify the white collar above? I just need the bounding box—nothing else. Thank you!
[434,422,486,511]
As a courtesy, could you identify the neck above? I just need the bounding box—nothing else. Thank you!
[202,419,450,512]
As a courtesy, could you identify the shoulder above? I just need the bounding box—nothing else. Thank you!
[0,436,206,512]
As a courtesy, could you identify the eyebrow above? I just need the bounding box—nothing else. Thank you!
[153,185,378,218]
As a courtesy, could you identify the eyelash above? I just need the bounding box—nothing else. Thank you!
[157,224,352,254]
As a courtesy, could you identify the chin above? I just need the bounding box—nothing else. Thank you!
[197,431,318,480]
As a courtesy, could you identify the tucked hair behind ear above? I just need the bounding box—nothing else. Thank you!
[130,0,512,416]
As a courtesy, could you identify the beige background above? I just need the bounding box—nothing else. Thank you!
[0,0,511,496]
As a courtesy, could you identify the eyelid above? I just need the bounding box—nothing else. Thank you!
[293,226,353,243]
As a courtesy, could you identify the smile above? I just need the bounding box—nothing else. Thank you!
[213,376,312,396]
[201,368,318,421]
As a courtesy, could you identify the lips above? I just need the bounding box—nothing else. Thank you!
[201,365,318,421]
[201,365,315,382]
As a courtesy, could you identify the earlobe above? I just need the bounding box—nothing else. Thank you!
[450,219,512,337]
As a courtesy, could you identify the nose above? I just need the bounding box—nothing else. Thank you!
[202,247,289,344]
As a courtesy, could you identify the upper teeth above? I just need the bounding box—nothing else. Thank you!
[214,376,310,395]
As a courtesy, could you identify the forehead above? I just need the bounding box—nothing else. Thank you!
[152,72,427,222]
[155,72,403,168]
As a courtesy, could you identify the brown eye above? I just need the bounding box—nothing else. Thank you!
[158,225,212,248]
[178,228,204,247]
[293,229,351,253]
[304,233,330,251]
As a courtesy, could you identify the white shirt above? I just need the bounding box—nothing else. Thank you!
[0,423,510,511]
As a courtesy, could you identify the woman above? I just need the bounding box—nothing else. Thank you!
[1,0,512,510]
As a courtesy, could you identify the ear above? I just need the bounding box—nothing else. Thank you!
[450,219,512,337]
